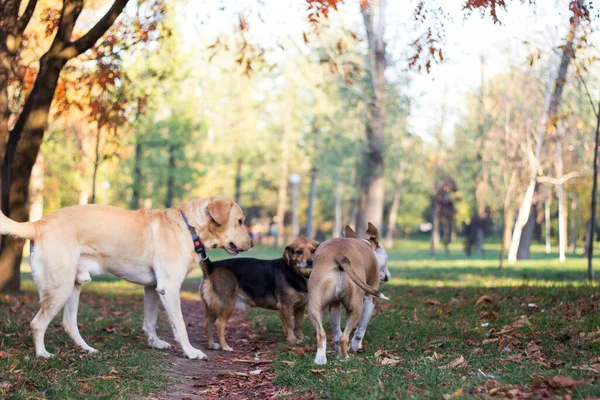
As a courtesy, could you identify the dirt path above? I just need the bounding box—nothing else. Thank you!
[163,298,303,400]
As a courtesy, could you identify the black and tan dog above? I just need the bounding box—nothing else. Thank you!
[199,237,319,351]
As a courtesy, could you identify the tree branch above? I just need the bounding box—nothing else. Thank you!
[67,0,130,57]
[15,0,38,37]
[537,171,584,185]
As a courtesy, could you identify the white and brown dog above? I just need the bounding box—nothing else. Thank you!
[0,195,253,359]
[307,223,390,365]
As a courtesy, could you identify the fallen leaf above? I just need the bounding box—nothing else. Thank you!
[476,295,493,306]
[426,298,441,305]
[439,355,466,369]
[281,360,295,368]
[413,308,419,323]
[378,378,385,391]
[310,369,325,374]
[545,375,583,389]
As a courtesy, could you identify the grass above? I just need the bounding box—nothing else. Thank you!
[1,238,599,399]
[246,239,600,399]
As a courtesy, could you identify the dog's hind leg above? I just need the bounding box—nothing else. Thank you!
[329,301,342,353]
[204,310,219,350]
[339,299,363,359]
[350,296,375,352]
[31,284,73,358]
[62,284,98,353]
[308,303,327,365]
[143,285,171,350]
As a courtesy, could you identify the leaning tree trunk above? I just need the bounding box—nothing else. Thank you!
[305,166,318,239]
[357,0,386,235]
[0,0,130,292]
[508,19,577,262]
[517,204,538,260]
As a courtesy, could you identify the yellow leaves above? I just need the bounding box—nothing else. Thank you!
[443,388,464,399]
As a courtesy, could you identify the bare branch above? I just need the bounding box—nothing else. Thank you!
[574,65,600,119]
[537,171,584,185]
[62,0,130,58]
[15,0,38,36]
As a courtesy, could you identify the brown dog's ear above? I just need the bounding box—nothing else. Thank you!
[366,222,380,247]
[207,198,233,226]
[344,225,357,238]
[283,246,292,265]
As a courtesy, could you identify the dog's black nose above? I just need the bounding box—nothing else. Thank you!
[307,259,313,266]
[383,276,389,282]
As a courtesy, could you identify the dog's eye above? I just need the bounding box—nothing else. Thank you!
[296,249,303,255]
[310,248,316,254]
[238,219,243,226]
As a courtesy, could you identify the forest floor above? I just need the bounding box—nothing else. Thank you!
[0,239,598,399]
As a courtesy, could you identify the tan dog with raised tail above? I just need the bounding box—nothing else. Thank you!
[307,223,391,365]
[0,196,253,359]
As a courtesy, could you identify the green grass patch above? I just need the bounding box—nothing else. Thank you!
[249,239,600,399]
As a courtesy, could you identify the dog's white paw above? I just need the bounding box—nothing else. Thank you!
[185,348,208,360]
[350,339,362,352]
[208,343,221,350]
[314,354,327,365]
[148,338,171,350]
[36,349,54,358]
[81,345,99,353]
[221,345,233,352]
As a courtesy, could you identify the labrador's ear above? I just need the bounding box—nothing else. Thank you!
[344,225,357,238]
[283,246,293,265]
[207,198,233,226]
[366,222,380,247]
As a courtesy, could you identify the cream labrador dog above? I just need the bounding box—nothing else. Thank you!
[0,195,253,359]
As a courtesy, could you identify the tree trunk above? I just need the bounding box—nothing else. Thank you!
[385,188,401,248]
[517,204,537,260]
[90,125,102,204]
[275,118,290,248]
[545,187,551,254]
[0,0,130,292]
[556,134,566,262]
[305,166,318,239]
[234,157,243,205]
[508,21,577,262]
[333,171,342,238]
[164,144,175,208]
[587,93,600,281]
[291,180,299,239]
[569,198,578,254]
[431,201,440,258]
[130,139,142,209]
[499,206,515,270]
[357,0,386,235]
[475,55,488,218]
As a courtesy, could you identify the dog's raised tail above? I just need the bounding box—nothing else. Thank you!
[334,255,389,300]
[0,211,37,240]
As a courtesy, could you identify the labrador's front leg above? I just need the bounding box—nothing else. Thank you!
[156,283,206,360]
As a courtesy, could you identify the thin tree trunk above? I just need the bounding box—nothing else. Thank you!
[333,171,342,238]
[499,169,517,269]
[234,157,243,205]
[385,189,401,248]
[587,92,600,281]
[357,0,386,235]
[90,125,102,204]
[291,180,299,239]
[130,139,142,209]
[517,205,537,260]
[556,133,566,262]
[545,187,552,254]
[569,198,578,254]
[275,108,291,248]
[305,166,318,239]
[164,144,175,208]
[431,201,440,258]
[475,55,488,217]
